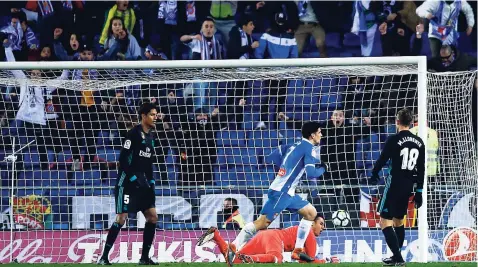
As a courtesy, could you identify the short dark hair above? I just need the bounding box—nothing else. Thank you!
[301,121,321,139]
[203,16,216,24]
[138,102,157,119]
[239,15,254,27]
[224,198,237,205]
[397,108,413,126]
[314,214,324,221]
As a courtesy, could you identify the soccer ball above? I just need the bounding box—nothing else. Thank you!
[332,210,350,227]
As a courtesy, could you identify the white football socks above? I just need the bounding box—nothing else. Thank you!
[295,219,313,249]
[232,222,257,250]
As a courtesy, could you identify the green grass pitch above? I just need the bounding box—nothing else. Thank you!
[1,263,477,267]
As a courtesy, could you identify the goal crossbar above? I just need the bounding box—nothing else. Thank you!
[0,56,426,70]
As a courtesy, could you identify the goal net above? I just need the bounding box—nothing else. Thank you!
[0,58,476,263]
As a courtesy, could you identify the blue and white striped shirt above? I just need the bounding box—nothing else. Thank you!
[266,138,326,196]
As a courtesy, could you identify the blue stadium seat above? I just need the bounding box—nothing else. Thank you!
[97,131,112,147]
[314,77,337,93]
[320,92,343,110]
[20,170,68,186]
[325,32,342,49]
[72,170,102,186]
[247,130,280,148]
[97,149,120,162]
[243,112,260,130]
[286,80,319,112]
[216,130,247,147]
[7,120,25,136]
[48,188,78,197]
[214,166,246,186]
[56,150,73,163]
[248,80,265,110]
[21,150,41,167]
[280,129,301,145]
[244,166,275,187]
[217,148,258,166]
[343,32,360,47]
[15,189,44,196]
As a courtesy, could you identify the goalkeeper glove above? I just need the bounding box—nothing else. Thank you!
[414,189,423,208]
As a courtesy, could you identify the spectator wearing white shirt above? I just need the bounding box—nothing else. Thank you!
[416,0,475,58]
[180,17,225,113]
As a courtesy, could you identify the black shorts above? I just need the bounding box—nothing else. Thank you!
[115,185,156,214]
[378,186,413,220]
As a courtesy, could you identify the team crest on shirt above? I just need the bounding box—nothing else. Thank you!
[278,168,286,176]
[124,140,131,149]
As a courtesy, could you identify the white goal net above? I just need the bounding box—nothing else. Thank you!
[0,58,476,263]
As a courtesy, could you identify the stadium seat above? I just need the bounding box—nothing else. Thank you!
[47,188,78,197]
[247,130,280,148]
[245,165,275,187]
[325,32,342,49]
[217,148,258,166]
[316,77,338,93]
[216,130,247,147]
[214,166,246,186]
[72,170,102,186]
[243,112,260,130]
[56,150,73,163]
[320,92,343,110]
[280,129,301,145]
[15,189,44,196]
[20,170,68,186]
[21,150,41,167]
[96,149,120,163]
[343,32,360,47]
[7,119,25,136]
[97,131,112,147]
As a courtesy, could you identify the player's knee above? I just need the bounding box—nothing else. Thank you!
[379,218,393,229]
[254,216,271,230]
[116,214,127,225]
[146,214,158,224]
[392,217,404,227]
[300,205,317,220]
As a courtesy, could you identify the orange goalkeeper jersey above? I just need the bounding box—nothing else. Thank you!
[252,226,317,257]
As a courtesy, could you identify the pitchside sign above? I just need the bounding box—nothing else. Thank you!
[0,228,476,263]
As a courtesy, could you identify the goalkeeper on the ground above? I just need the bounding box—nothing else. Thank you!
[224,121,327,266]
[197,214,339,264]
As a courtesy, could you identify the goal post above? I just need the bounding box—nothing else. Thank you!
[0,56,476,264]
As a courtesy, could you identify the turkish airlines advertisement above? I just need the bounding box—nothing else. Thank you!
[0,228,476,263]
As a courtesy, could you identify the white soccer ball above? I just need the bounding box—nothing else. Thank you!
[332,210,350,227]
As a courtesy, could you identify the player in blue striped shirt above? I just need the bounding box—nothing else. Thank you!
[225,121,327,266]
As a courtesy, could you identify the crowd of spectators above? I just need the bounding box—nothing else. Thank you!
[0,0,476,193]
